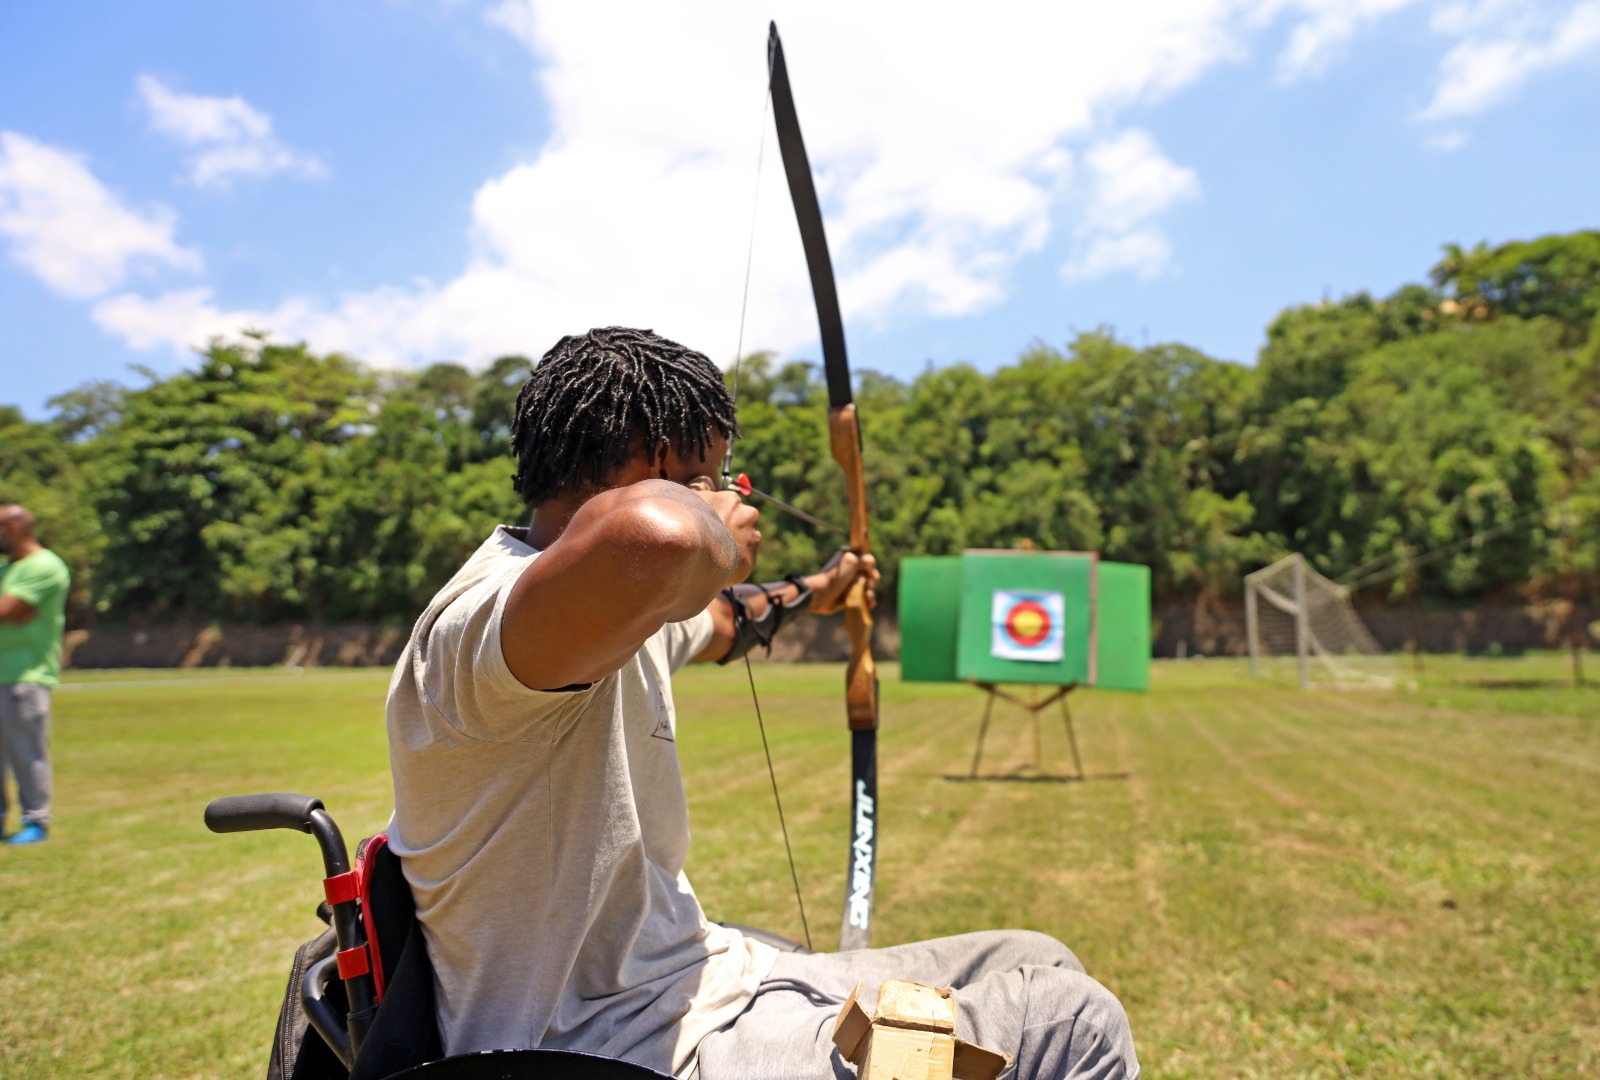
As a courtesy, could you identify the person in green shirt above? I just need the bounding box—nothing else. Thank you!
[0,504,70,845]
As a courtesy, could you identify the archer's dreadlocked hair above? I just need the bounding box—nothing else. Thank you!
[510,326,739,505]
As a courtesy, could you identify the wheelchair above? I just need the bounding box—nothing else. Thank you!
[205,793,809,1080]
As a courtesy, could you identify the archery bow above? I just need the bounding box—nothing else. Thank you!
[766,22,880,952]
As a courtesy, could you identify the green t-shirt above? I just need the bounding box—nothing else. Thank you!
[0,549,71,687]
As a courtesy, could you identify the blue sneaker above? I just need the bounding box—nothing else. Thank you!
[7,823,47,845]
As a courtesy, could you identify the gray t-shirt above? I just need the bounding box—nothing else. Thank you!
[386,526,777,1072]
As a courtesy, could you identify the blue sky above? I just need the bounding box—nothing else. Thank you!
[2,0,1597,418]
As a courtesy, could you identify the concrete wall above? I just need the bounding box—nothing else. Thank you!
[1153,601,1599,658]
[65,622,412,670]
[61,615,901,669]
[62,601,1592,669]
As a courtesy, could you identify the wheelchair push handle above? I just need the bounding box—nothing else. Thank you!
[204,792,353,882]
[203,791,373,1064]
[205,792,326,835]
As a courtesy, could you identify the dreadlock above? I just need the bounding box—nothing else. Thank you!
[510,326,740,505]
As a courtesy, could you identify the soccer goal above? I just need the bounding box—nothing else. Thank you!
[1244,554,1395,687]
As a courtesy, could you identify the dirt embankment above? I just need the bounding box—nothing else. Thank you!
[1155,601,1599,658]
[62,602,1594,669]
[63,616,901,669]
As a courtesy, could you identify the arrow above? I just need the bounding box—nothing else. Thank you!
[732,473,849,539]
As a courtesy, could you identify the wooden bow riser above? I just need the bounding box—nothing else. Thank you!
[828,403,878,731]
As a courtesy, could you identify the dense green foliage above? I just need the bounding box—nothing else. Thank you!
[3,232,1596,625]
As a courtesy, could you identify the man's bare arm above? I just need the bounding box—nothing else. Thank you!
[0,595,38,625]
[501,480,755,689]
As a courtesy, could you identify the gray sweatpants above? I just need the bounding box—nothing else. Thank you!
[0,683,52,829]
[696,930,1138,1079]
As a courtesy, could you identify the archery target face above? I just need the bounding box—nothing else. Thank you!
[990,589,1065,662]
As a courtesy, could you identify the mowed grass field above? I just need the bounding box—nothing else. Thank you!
[2,656,1596,1077]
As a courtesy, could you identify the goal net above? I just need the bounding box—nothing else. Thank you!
[1245,554,1395,687]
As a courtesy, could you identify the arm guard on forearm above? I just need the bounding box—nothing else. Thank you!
[718,574,814,664]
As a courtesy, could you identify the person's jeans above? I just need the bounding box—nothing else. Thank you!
[0,683,52,828]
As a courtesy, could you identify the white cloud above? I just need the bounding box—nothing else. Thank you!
[95,3,1250,367]
[28,1,1590,374]
[92,287,255,351]
[1267,0,1422,81]
[1419,0,1600,119]
[1064,230,1177,282]
[94,271,585,370]
[102,1,1588,367]
[1062,130,1200,281]
[1431,0,1533,37]
[138,74,272,144]
[1255,3,1597,167]
[137,75,326,188]
[0,131,200,300]
[1081,131,1202,234]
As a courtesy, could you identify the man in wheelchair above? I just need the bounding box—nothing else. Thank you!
[383,327,1139,1079]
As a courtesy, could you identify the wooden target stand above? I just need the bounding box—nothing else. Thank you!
[952,681,1084,782]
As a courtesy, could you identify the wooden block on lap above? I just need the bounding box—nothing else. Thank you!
[832,979,1013,1080]
[951,1039,1011,1080]
[860,1026,956,1080]
[833,983,874,1064]
[876,979,957,1033]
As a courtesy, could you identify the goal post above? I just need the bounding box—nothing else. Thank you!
[1244,553,1394,687]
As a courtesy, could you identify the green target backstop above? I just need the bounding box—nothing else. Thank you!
[898,551,1151,691]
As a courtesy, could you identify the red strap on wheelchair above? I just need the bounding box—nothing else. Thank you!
[323,870,360,906]
[336,945,371,981]
[359,833,390,1002]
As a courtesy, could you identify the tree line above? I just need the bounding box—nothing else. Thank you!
[3,230,1596,628]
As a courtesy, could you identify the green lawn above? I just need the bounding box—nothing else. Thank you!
[2,656,1596,1077]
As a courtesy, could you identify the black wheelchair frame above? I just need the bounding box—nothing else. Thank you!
[206,792,696,1080]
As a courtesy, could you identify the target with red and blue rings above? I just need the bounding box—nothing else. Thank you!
[990,589,1065,662]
